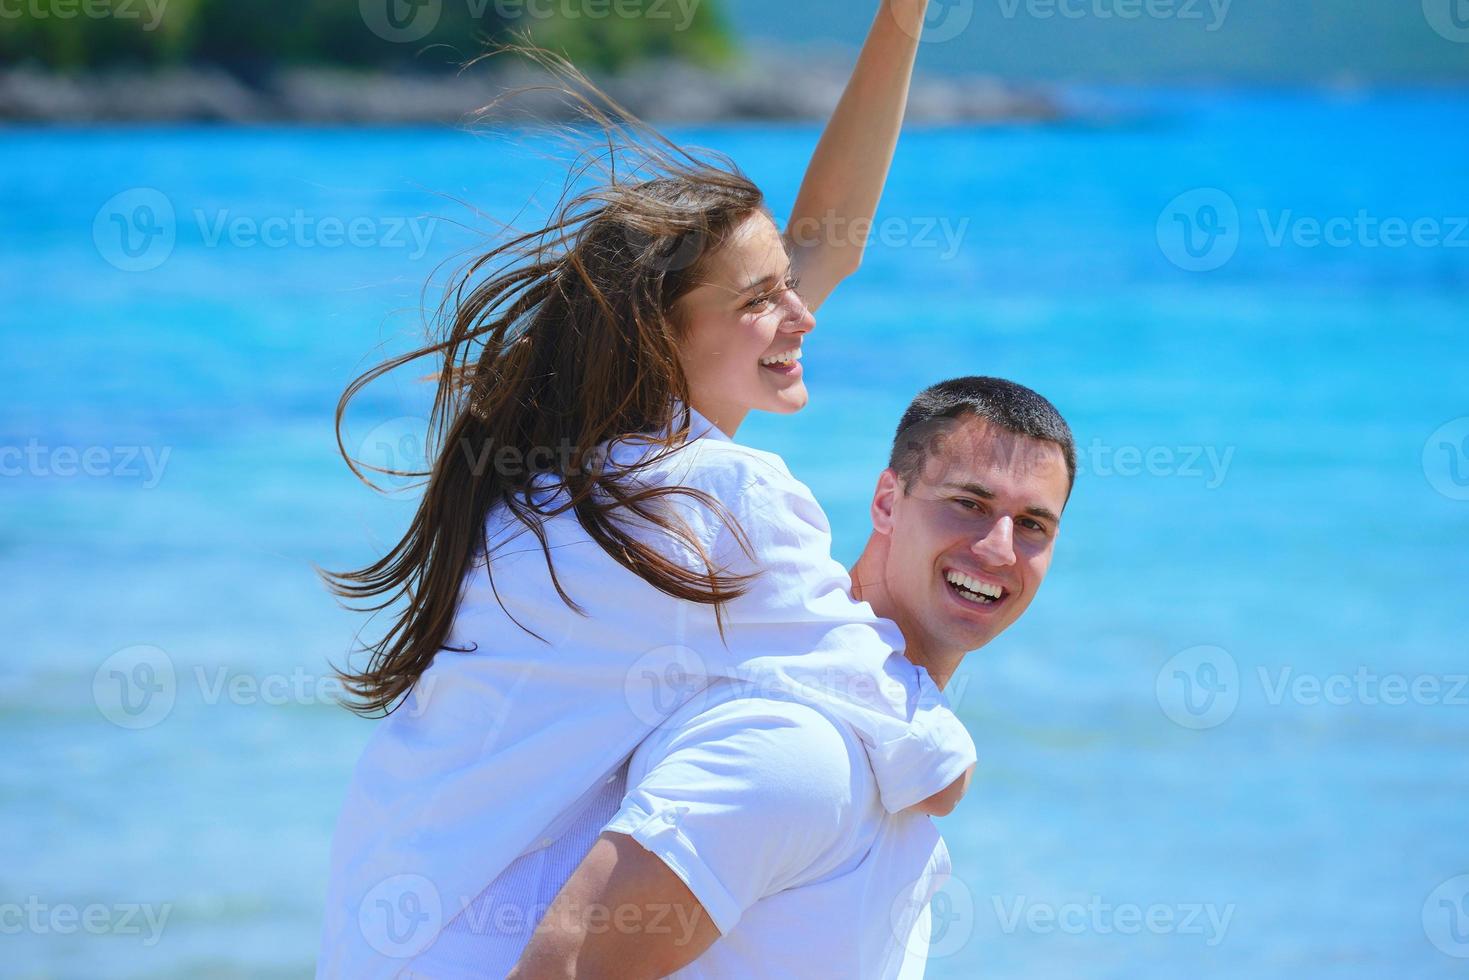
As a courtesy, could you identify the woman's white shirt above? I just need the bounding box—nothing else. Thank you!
[316,408,975,980]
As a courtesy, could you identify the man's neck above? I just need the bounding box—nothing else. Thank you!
[849,534,964,691]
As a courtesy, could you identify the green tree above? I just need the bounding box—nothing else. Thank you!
[0,0,734,74]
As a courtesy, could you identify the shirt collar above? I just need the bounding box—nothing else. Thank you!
[674,400,731,444]
[597,400,729,474]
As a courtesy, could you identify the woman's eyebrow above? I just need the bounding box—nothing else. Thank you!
[736,264,793,295]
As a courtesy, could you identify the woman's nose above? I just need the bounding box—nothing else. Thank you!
[783,288,816,334]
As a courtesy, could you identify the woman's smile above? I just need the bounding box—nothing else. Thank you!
[759,346,804,377]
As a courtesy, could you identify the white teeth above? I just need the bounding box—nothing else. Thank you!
[945,570,1004,601]
[759,347,803,367]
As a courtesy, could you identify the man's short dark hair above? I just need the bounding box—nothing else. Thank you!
[888,376,1077,496]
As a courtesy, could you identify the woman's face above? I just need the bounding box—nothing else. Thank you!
[673,211,816,437]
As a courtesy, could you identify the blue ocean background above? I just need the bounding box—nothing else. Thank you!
[4,90,1468,978]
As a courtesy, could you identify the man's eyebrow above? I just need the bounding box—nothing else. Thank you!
[939,480,996,499]
[939,481,1061,524]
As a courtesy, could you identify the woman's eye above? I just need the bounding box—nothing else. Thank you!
[744,275,801,311]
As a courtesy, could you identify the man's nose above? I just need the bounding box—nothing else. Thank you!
[971,516,1017,567]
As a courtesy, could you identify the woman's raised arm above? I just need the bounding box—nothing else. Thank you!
[786,0,931,311]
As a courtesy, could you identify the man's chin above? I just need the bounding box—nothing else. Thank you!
[914,614,997,663]
[948,627,998,657]
[942,603,1023,655]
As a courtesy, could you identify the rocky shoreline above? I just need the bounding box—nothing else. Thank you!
[0,58,1066,125]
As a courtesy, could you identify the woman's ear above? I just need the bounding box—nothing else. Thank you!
[870,468,901,536]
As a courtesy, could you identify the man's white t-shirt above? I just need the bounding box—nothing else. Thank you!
[605,680,952,979]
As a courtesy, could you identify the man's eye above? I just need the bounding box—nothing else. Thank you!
[955,498,981,511]
[1020,518,1047,533]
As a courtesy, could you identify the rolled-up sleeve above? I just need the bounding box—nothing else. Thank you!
[602,696,863,935]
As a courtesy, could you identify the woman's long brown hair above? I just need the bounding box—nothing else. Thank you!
[323,49,765,716]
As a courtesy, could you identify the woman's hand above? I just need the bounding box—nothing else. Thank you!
[785,0,932,312]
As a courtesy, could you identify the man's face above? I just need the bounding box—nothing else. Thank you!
[870,415,1071,658]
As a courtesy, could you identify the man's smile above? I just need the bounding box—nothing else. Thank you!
[942,566,1011,609]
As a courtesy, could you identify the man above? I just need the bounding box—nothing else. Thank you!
[507,376,1076,978]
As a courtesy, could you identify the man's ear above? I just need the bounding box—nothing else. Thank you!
[871,468,900,536]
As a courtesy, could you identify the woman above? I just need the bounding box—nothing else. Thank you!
[317,4,972,977]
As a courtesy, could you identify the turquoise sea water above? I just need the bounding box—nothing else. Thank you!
[3,90,1468,978]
